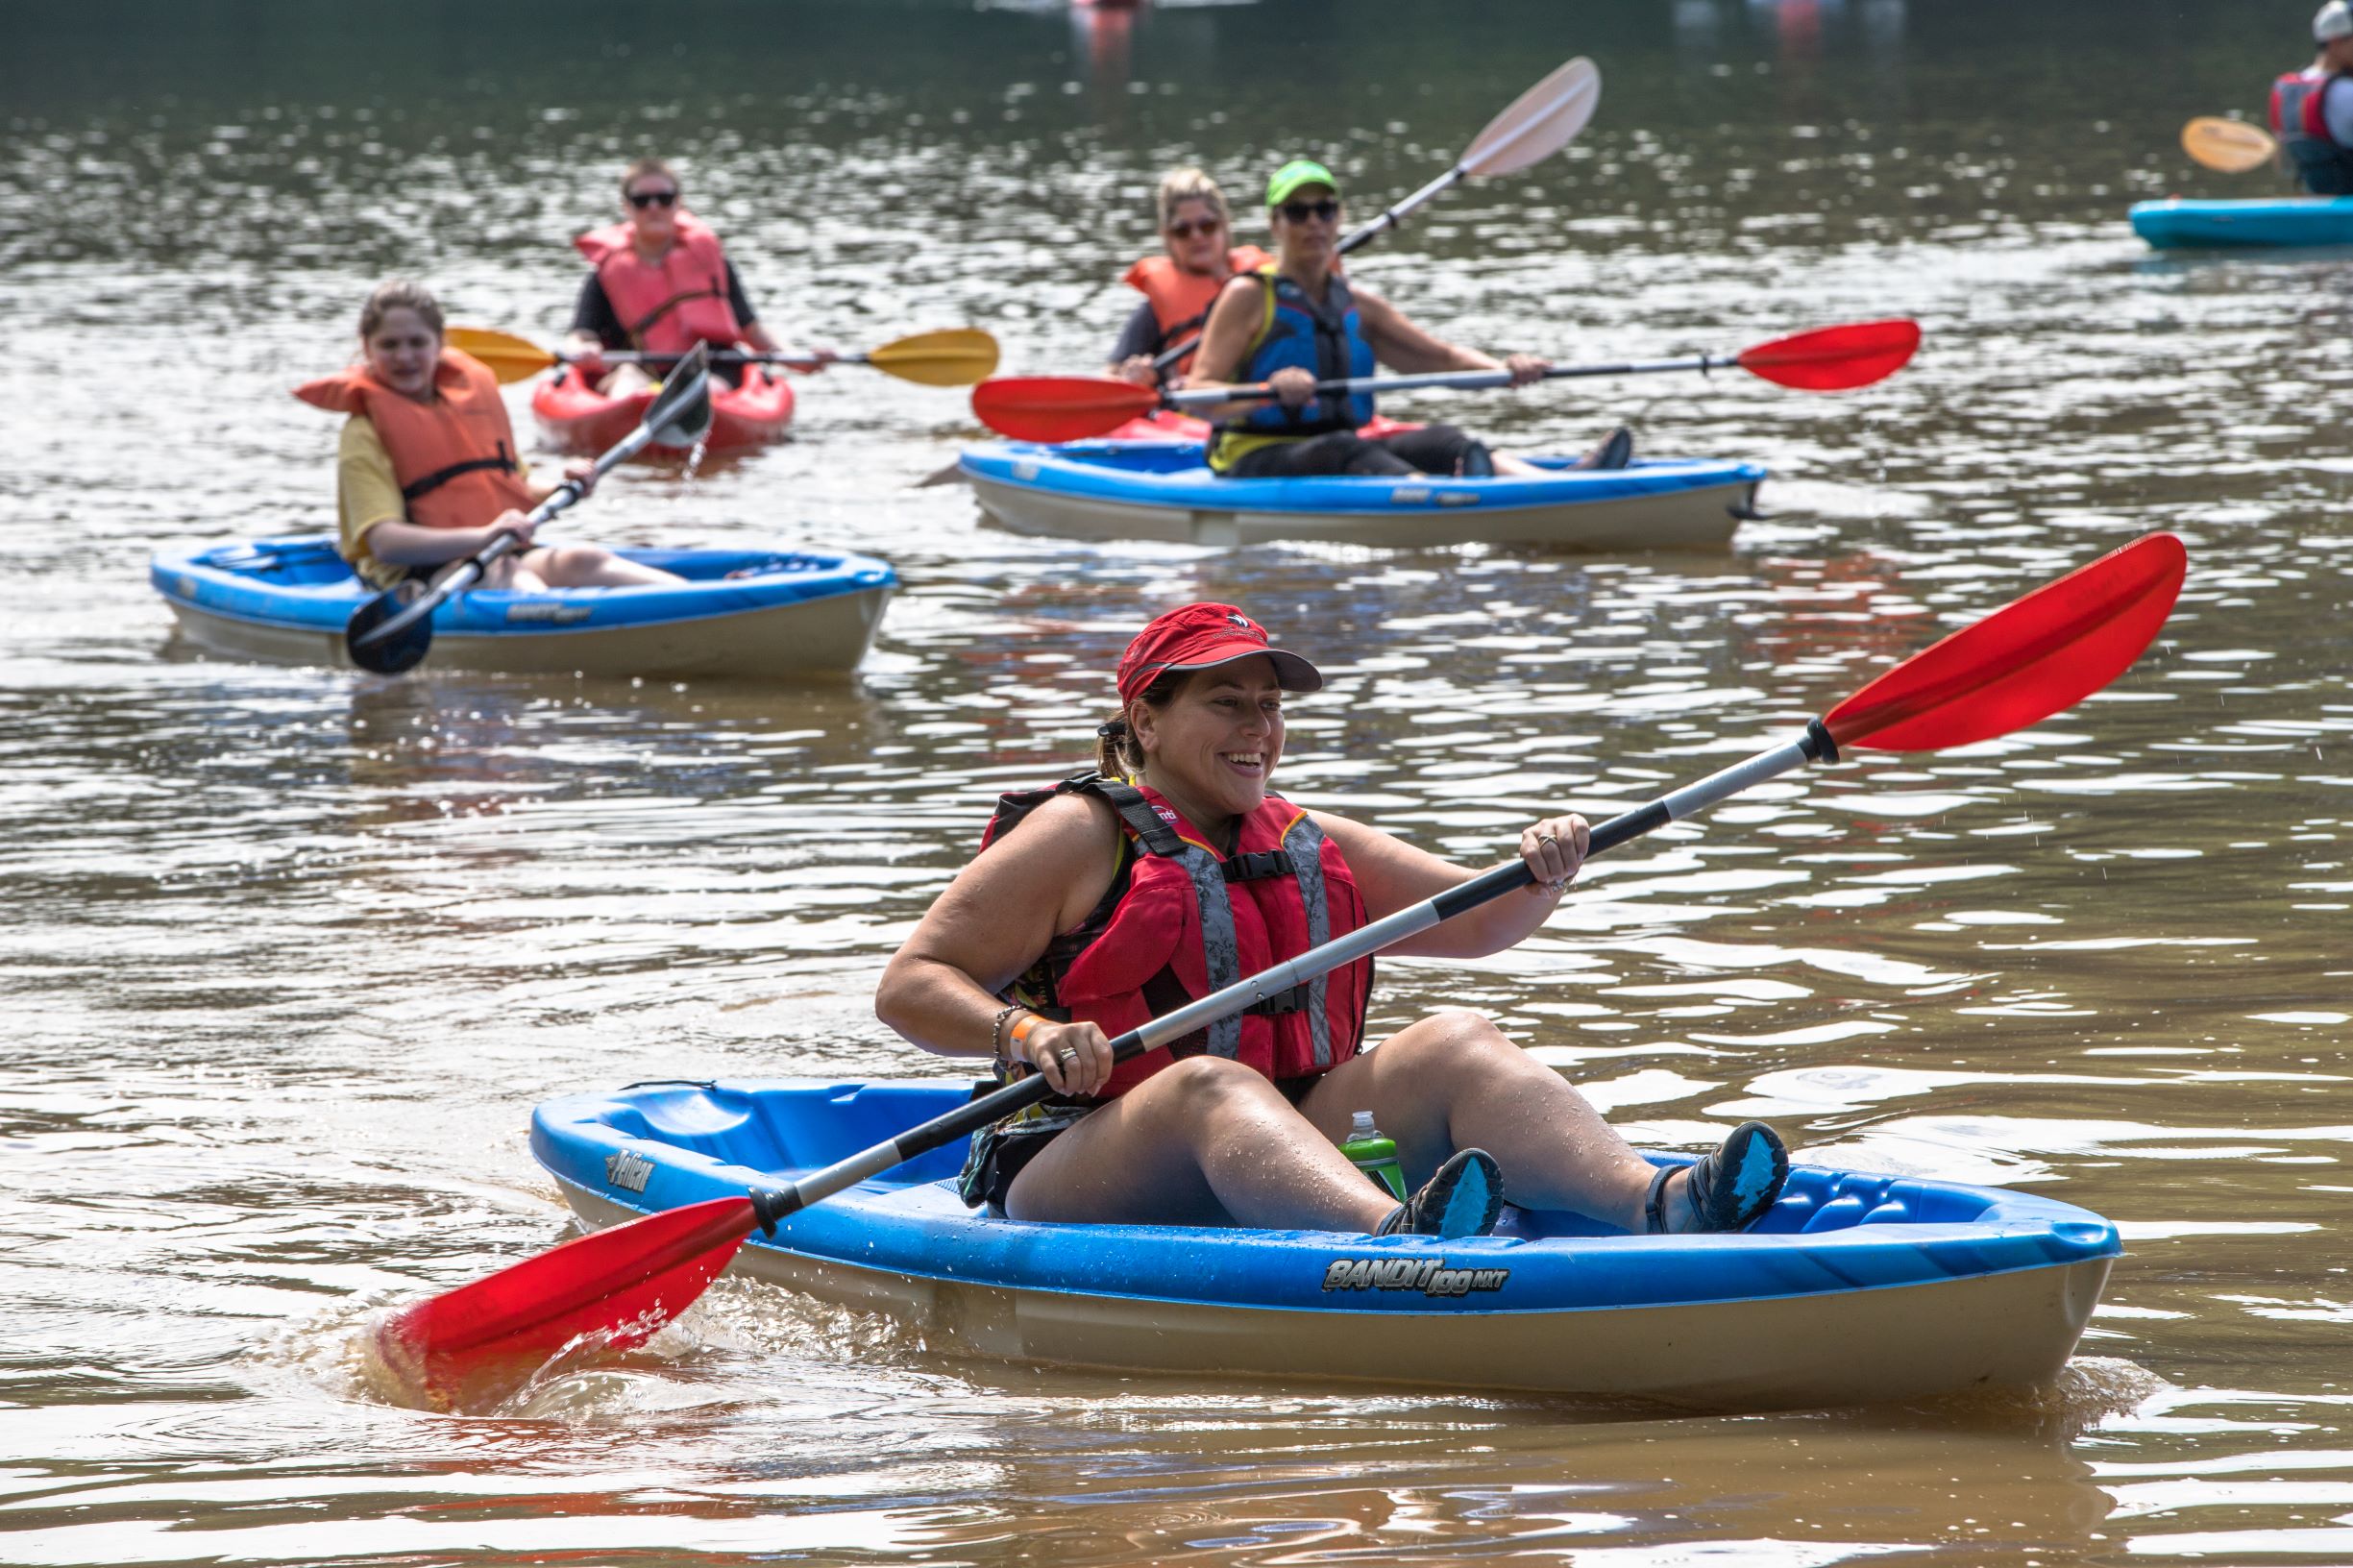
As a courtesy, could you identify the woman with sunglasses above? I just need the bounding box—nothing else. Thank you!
[1104,167,1270,388]
[875,600,1789,1240]
[560,157,831,396]
[1189,160,1631,479]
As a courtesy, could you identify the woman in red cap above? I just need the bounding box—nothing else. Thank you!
[877,602,1788,1240]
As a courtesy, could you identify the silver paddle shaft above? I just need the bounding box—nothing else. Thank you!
[748,720,1837,1230]
[1164,355,1722,409]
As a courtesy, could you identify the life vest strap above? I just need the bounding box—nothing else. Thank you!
[629,286,727,344]
[399,441,513,503]
[1220,849,1296,883]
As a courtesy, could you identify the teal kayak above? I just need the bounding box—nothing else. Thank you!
[531,1078,2120,1411]
[2130,197,2353,250]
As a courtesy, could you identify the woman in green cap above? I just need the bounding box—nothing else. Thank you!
[1189,159,1630,478]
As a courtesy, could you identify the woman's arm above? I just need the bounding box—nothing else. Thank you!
[1177,275,1288,419]
[1309,808,1589,959]
[876,791,1123,1065]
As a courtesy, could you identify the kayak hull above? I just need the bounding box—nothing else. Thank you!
[2129,197,2353,250]
[530,365,797,455]
[960,440,1765,551]
[531,1079,2120,1412]
[152,535,895,679]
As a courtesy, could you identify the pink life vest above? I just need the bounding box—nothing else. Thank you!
[574,211,743,354]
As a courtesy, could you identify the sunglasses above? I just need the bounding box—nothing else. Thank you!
[626,189,679,209]
[1277,198,1340,223]
[1164,217,1224,240]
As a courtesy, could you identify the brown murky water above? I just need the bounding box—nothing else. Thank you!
[5,1,2352,1562]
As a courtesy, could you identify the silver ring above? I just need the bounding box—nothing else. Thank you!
[1536,833,1557,845]
[1056,1047,1079,1066]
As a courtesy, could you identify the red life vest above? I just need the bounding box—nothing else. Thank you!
[983,774,1372,1099]
[574,211,744,355]
[1122,245,1273,374]
[2271,68,2343,145]
[293,349,533,529]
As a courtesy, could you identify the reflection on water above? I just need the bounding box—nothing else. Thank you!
[3,0,2350,1562]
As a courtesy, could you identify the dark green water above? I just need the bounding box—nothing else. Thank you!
[5,2,2351,1564]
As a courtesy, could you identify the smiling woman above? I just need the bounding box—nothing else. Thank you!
[293,279,683,593]
[872,600,1793,1243]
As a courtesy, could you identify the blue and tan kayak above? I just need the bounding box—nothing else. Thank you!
[151,535,895,678]
[957,439,1767,551]
[2130,196,2353,250]
[531,1078,2121,1412]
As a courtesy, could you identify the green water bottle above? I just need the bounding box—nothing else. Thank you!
[1342,1110,1408,1202]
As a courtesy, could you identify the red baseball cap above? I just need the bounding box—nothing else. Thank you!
[1115,602,1323,704]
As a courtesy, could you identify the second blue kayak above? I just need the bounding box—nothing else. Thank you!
[960,439,1767,551]
[153,535,896,678]
[2130,196,2353,250]
[532,1078,2120,1412]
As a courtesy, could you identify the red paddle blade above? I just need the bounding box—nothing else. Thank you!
[1827,532,2186,752]
[972,377,1159,442]
[373,1194,756,1410]
[1736,319,1922,391]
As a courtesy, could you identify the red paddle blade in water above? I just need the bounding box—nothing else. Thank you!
[1828,532,2187,752]
[1737,319,1922,391]
[374,1194,756,1410]
[972,377,1158,442]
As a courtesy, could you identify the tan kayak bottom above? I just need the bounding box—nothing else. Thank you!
[968,474,1757,551]
[560,1185,2111,1413]
[163,585,892,679]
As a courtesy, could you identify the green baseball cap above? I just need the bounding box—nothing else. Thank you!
[1266,159,1340,208]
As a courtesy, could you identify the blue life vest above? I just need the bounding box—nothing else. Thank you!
[1224,267,1378,437]
[2271,69,2353,195]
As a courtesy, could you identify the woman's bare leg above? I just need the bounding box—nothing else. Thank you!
[598,363,657,398]
[1004,1056,1396,1231]
[1296,1009,1677,1232]
[526,545,685,588]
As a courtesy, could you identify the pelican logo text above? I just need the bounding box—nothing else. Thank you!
[604,1150,654,1192]
[1321,1257,1509,1298]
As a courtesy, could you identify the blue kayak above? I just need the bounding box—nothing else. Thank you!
[531,1078,2120,1411]
[152,535,896,678]
[959,439,1766,551]
[2130,197,2353,250]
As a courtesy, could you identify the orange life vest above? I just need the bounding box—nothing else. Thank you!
[574,211,744,355]
[1122,245,1273,375]
[982,774,1372,1099]
[294,350,533,529]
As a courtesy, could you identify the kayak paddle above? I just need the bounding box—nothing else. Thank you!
[2182,116,2278,174]
[341,343,713,677]
[1149,57,1601,379]
[372,530,2184,1410]
[980,319,1922,445]
[447,325,1000,388]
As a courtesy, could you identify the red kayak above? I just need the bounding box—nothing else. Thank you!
[1099,408,1422,443]
[531,364,797,456]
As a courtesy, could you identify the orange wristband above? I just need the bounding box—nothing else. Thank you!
[1007,1015,1043,1055]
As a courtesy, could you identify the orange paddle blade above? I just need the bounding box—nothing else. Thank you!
[445,326,560,385]
[1736,320,1922,391]
[1828,533,2186,752]
[2183,116,2277,174]
[373,1194,756,1411]
[971,377,1161,442]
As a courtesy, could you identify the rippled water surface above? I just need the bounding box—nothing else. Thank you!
[6,1,2353,1562]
